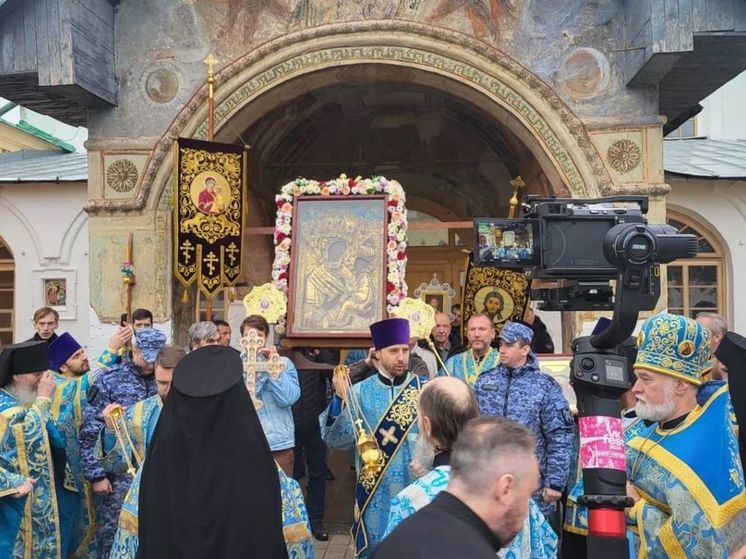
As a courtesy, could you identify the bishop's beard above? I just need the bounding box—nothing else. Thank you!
[7,384,38,407]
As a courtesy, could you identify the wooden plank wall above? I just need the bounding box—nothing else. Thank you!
[625,0,745,84]
[0,0,115,105]
[70,0,116,104]
[0,0,37,74]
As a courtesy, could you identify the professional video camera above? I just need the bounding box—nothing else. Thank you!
[474,195,697,319]
[473,195,697,559]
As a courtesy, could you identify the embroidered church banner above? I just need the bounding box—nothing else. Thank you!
[460,255,530,343]
[172,138,246,298]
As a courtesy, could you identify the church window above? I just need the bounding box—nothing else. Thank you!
[666,213,725,319]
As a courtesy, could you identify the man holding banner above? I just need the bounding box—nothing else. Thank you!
[325,318,422,558]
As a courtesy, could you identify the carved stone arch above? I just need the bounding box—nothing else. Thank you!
[85,21,613,215]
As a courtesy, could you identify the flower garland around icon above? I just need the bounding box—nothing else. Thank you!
[271,174,408,333]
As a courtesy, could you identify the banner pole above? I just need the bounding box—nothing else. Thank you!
[203,53,218,319]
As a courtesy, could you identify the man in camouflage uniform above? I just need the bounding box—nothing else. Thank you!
[474,321,574,532]
[79,327,166,558]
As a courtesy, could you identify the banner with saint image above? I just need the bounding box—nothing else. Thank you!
[460,255,531,344]
[172,138,246,298]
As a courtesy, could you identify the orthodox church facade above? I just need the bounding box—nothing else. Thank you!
[0,0,745,343]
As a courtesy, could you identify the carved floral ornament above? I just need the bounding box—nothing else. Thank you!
[106,159,139,192]
[606,139,642,175]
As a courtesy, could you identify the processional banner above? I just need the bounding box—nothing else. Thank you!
[172,138,246,298]
[460,257,531,342]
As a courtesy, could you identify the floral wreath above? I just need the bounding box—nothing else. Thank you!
[271,174,408,333]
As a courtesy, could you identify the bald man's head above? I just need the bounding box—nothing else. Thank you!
[418,376,479,451]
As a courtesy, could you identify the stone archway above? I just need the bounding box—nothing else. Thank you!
[87,21,612,215]
[86,21,622,327]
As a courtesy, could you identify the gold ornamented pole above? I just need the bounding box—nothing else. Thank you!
[122,233,136,323]
[508,175,526,219]
[203,53,219,319]
[204,53,218,142]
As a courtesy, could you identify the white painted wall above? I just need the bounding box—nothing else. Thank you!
[666,177,746,334]
[697,70,746,140]
[0,181,91,344]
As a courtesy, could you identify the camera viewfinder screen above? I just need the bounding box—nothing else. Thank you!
[473,218,541,268]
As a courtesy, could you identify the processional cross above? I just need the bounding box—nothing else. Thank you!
[241,329,287,410]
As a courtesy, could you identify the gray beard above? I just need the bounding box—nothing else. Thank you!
[412,434,436,475]
[7,384,37,407]
[635,380,676,422]
[635,399,676,422]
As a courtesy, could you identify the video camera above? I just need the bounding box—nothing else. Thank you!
[473,195,698,558]
[474,195,697,321]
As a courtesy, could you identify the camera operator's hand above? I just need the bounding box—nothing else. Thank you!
[626,481,641,504]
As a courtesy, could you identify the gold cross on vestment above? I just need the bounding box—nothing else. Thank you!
[204,251,219,276]
[379,426,399,446]
[241,329,287,410]
[180,240,195,263]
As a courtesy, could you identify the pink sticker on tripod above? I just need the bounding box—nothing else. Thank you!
[578,416,626,471]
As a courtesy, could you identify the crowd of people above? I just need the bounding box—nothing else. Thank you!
[0,303,744,558]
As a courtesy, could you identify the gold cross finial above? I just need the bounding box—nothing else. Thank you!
[508,175,527,218]
[510,176,526,191]
[203,54,219,78]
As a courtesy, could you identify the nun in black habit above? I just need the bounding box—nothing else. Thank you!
[136,345,288,559]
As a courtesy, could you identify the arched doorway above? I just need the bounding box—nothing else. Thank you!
[0,236,14,345]
[128,22,613,327]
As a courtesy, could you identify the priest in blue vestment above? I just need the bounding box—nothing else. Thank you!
[48,332,97,558]
[440,314,499,385]
[325,317,422,558]
[625,313,746,557]
[383,376,557,559]
[0,341,79,558]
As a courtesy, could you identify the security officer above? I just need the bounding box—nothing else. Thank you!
[473,321,574,533]
[79,327,166,558]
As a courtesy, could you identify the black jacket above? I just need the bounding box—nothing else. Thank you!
[371,491,503,559]
[519,315,555,354]
[290,349,336,432]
